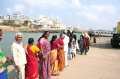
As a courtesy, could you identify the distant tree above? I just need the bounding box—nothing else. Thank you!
[33,20,37,22]
[23,20,28,26]
[2,20,14,25]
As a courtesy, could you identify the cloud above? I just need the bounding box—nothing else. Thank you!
[29,10,33,14]
[5,4,25,14]
[23,0,82,9]
[24,0,69,8]
[71,0,81,8]
[90,5,117,14]
[5,8,13,14]
[14,4,25,12]
[65,12,73,16]
[85,13,99,21]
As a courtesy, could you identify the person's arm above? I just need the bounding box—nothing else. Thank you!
[57,44,64,48]
[11,45,20,72]
[39,42,46,59]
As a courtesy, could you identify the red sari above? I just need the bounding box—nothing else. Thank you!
[25,46,39,79]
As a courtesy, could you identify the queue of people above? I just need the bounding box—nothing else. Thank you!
[78,32,90,55]
[0,29,91,79]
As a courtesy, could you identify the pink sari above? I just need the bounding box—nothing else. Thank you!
[25,46,39,79]
[38,38,51,79]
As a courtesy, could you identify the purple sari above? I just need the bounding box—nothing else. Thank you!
[39,38,51,79]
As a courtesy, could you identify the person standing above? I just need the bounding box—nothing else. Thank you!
[0,29,8,79]
[78,35,84,53]
[93,35,96,43]
[84,32,90,51]
[57,34,65,71]
[11,32,27,79]
[63,30,69,67]
[50,35,62,76]
[81,36,87,55]
[37,31,51,79]
[25,38,41,79]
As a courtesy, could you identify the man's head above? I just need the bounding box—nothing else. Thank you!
[15,32,22,43]
[63,30,67,35]
[0,29,2,41]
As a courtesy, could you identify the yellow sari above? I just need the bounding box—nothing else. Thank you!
[50,49,59,76]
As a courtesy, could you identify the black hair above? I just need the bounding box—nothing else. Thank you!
[60,33,63,38]
[82,35,84,39]
[38,31,49,42]
[28,38,34,44]
[73,34,77,41]
[50,35,57,44]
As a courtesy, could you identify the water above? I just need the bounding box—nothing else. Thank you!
[0,32,81,57]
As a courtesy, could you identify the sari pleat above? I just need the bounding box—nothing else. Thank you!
[57,47,65,70]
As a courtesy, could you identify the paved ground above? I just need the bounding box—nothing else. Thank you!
[52,37,120,79]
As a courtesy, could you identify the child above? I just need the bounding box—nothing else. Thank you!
[70,40,76,59]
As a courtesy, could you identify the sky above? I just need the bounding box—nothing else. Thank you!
[0,0,120,30]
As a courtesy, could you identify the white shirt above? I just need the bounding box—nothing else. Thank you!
[63,35,69,51]
[11,42,27,66]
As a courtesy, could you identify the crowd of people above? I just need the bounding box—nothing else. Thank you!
[0,29,91,79]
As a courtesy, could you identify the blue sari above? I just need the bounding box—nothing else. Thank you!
[0,69,7,79]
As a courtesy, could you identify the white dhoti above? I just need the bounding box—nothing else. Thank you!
[18,65,25,79]
[65,51,68,67]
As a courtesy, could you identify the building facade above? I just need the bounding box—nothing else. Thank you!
[4,12,30,25]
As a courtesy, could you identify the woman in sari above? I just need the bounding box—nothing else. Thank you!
[57,34,65,71]
[25,38,41,79]
[50,35,63,76]
[36,31,51,79]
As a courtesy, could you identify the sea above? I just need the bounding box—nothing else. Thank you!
[0,32,81,57]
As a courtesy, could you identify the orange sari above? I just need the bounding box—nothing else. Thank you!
[57,38,65,70]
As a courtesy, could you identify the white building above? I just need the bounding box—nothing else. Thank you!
[4,12,30,25]
[53,17,60,29]
[37,15,53,28]
[37,15,68,29]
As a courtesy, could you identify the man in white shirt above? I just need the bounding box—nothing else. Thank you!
[11,32,27,79]
[63,30,69,67]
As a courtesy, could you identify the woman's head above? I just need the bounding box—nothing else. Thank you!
[50,35,57,44]
[28,38,34,45]
[44,31,50,38]
[38,31,50,41]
